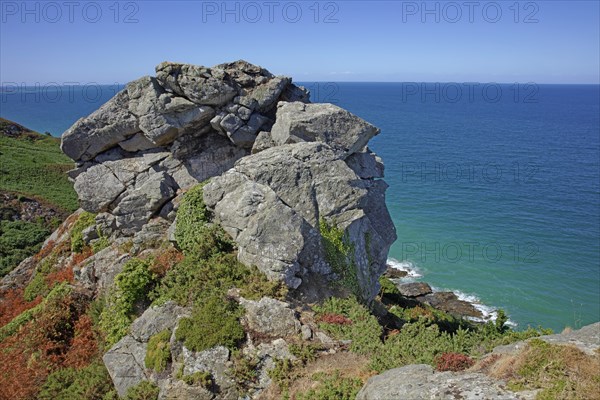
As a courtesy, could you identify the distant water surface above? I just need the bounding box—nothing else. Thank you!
[1,82,598,331]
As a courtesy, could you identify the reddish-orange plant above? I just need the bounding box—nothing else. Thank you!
[64,314,99,368]
[0,288,42,328]
[435,352,475,372]
[317,313,353,325]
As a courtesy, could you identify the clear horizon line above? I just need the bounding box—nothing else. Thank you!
[1,81,599,88]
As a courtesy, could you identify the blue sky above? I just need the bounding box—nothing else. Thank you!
[1,0,599,84]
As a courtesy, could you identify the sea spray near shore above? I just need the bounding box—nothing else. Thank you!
[387,257,518,326]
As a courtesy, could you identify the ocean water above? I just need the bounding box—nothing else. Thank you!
[1,83,599,331]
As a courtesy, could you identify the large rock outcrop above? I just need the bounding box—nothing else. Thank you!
[62,61,309,234]
[61,60,396,301]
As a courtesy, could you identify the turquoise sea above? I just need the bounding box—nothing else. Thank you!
[1,83,599,332]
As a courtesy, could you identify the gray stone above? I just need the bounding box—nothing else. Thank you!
[356,364,526,400]
[95,212,116,237]
[345,148,385,179]
[301,324,312,340]
[74,164,126,212]
[182,346,238,400]
[103,335,149,397]
[127,76,215,146]
[397,282,433,297]
[251,131,275,154]
[159,379,214,400]
[61,60,310,238]
[251,76,290,112]
[203,142,396,301]
[237,105,252,121]
[271,102,380,157]
[280,83,310,103]
[220,113,244,134]
[131,218,171,253]
[113,171,176,235]
[61,89,140,161]
[74,247,130,295]
[119,132,159,152]
[82,225,99,244]
[130,301,187,342]
[240,297,301,338]
[155,62,238,106]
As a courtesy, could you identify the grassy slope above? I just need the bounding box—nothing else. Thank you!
[0,118,77,277]
[0,118,78,212]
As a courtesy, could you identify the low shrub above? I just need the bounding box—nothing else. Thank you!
[174,183,215,255]
[23,271,48,301]
[228,350,259,389]
[313,296,382,355]
[268,358,298,392]
[289,342,321,364]
[145,330,171,372]
[182,371,213,388]
[0,219,50,277]
[124,381,159,400]
[175,295,244,352]
[38,362,113,400]
[296,371,363,400]
[91,236,110,254]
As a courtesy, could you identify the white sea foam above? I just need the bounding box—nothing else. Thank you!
[387,258,423,278]
[387,257,517,327]
[433,287,518,327]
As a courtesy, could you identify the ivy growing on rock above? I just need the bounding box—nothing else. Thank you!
[319,218,360,298]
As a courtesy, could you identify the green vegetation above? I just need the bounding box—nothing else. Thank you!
[151,182,287,356]
[289,342,320,364]
[176,295,245,352]
[313,295,551,375]
[228,350,259,389]
[124,381,159,400]
[296,371,363,400]
[314,296,382,355]
[92,236,111,254]
[0,219,50,277]
[319,218,360,297]
[181,371,213,388]
[0,122,77,212]
[174,182,213,255]
[268,358,297,392]
[145,330,172,372]
[0,301,42,342]
[99,258,157,347]
[23,271,48,301]
[70,211,96,253]
[38,362,113,400]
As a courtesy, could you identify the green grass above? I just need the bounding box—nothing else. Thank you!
[145,330,172,372]
[0,219,50,277]
[0,120,78,276]
[0,122,77,212]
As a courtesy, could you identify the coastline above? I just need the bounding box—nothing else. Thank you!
[386,258,517,327]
